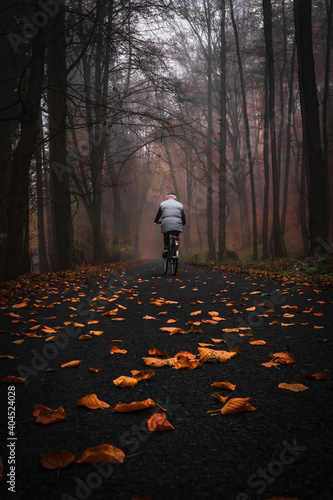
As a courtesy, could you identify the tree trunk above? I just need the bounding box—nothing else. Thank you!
[230,0,258,259]
[218,0,227,261]
[262,59,270,259]
[263,0,286,257]
[5,17,45,279]
[205,0,215,261]
[294,0,328,252]
[281,39,296,236]
[36,118,49,273]
[48,1,74,271]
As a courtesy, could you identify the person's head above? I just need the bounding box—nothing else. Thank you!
[166,191,177,199]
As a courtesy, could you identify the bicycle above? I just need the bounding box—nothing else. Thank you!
[163,233,180,276]
[155,222,180,276]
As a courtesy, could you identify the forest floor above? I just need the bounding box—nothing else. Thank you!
[0,259,332,500]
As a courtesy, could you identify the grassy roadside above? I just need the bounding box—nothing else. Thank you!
[187,255,333,289]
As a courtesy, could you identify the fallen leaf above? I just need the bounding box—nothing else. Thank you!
[110,346,127,355]
[221,397,256,415]
[278,383,309,392]
[303,371,328,380]
[211,380,236,390]
[143,315,156,320]
[148,348,168,356]
[79,334,92,340]
[32,404,66,424]
[61,360,82,369]
[212,392,229,405]
[40,450,75,470]
[269,352,295,365]
[77,444,125,464]
[112,398,155,412]
[1,375,26,383]
[130,369,155,381]
[147,412,174,431]
[113,376,138,387]
[198,347,238,364]
[249,340,266,345]
[190,310,202,316]
[77,394,110,409]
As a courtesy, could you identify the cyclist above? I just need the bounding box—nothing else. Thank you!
[154,191,186,258]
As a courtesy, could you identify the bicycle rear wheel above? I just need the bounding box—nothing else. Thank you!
[170,258,178,276]
[163,257,168,275]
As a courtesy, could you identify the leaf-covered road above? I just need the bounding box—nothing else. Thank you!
[1,260,332,500]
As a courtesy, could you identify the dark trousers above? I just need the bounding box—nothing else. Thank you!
[164,231,180,248]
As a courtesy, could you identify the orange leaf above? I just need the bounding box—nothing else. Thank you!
[113,376,138,387]
[79,334,92,340]
[159,327,184,335]
[208,311,220,316]
[211,338,226,344]
[1,375,26,383]
[12,301,28,309]
[102,308,119,317]
[198,347,238,364]
[61,360,82,369]
[89,367,99,373]
[269,352,295,364]
[77,444,125,464]
[42,326,57,334]
[32,404,66,424]
[88,320,99,325]
[148,348,168,356]
[249,340,266,345]
[12,339,25,344]
[77,394,110,409]
[142,357,177,368]
[278,383,309,392]
[212,392,229,404]
[147,412,174,431]
[211,380,236,390]
[112,398,155,412]
[173,356,201,370]
[90,330,104,336]
[143,315,156,320]
[130,369,155,381]
[45,336,56,342]
[190,310,202,316]
[40,450,75,469]
[167,319,177,323]
[222,328,240,333]
[110,346,127,355]
[111,318,125,322]
[0,355,15,359]
[221,397,256,415]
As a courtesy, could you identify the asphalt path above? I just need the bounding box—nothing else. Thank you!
[0,259,332,500]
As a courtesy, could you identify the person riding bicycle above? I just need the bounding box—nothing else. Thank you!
[154,191,186,258]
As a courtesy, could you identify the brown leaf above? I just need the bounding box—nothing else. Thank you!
[77,444,125,464]
[78,334,92,340]
[142,357,177,368]
[221,397,256,415]
[147,412,174,431]
[303,371,328,380]
[278,383,309,392]
[40,450,75,469]
[112,398,155,412]
[269,352,295,365]
[32,404,66,424]
[77,394,110,409]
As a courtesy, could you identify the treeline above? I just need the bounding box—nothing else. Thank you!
[0,0,332,280]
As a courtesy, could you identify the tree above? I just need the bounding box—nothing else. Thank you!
[5,2,46,278]
[262,0,286,257]
[294,0,329,252]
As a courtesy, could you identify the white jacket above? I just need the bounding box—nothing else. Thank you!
[154,197,186,233]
